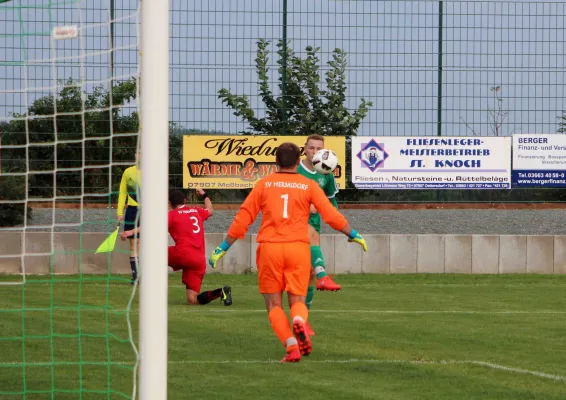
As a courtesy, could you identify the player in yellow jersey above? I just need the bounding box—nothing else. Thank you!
[117,157,141,284]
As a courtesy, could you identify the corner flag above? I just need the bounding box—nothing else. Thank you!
[95,224,121,254]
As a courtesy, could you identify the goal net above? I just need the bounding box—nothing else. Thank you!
[0,0,170,398]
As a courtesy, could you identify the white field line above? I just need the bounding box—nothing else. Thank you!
[2,359,564,382]
[3,281,566,289]
[166,359,566,382]
[2,309,565,315]
[169,309,566,315]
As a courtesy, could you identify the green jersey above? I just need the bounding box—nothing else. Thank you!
[297,160,339,232]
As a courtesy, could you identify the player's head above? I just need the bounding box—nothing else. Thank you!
[276,142,301,171]
[305,134,324,162]
[169,190,186,209]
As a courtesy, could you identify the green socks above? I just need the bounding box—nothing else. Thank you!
[306,286,315,310]
[307,246,328,310]
[310,245,328,279]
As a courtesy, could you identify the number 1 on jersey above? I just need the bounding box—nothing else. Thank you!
[281,194,289,218]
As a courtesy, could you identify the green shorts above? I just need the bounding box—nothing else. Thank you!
[308,213,321,234]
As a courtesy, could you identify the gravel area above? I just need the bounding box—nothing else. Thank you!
[24,208,566,235]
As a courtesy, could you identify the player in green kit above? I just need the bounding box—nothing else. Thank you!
[297,134,342,336]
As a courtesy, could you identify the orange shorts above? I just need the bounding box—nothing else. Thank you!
[255,242,311,296]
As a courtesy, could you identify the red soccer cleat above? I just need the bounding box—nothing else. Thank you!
[316,276,341,291]
[305,321,315,336]
[293,319,312,356]
[280,349,301,363]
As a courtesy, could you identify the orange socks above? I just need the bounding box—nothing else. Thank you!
[268,306,293,346]
[268,303,309,353]
[290,302,309,324]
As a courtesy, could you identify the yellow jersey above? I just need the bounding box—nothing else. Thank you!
[117,165,141,216]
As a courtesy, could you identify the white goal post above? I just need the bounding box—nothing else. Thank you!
[139,0,169,399]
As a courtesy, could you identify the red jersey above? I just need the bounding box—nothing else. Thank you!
[168,205,210,250]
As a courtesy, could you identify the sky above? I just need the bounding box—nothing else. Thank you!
[0,0,565,137]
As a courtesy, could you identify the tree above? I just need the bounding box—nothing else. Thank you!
[218,39,372,136]
[1,78,138,226]
[0,175,30,228]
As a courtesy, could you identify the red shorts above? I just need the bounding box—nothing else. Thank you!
[168,246,206,292]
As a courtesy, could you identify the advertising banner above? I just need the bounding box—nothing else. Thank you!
[183,135,346,189]
[512,134,566,187]
[351,136,511,189]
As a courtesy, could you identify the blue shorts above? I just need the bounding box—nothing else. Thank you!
[124,206,140,238]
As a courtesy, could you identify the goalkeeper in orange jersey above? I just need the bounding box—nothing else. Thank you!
[208,142,368,363]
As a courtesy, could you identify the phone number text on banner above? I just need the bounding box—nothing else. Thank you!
[183,135,346,189]
[512,134,566,188]
[351,136,511,189]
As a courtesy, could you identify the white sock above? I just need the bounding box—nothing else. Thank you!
[285,337,298,348]
[314,266,325,276]
[292,316,305,324]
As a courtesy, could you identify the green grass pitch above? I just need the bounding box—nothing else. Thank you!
[1,274,565,399]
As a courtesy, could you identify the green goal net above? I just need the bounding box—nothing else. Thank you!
[0,0,140,398]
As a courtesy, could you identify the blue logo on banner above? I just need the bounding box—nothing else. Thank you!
[356,139,389,172]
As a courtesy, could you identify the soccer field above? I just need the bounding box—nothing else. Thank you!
[1,274,565,399]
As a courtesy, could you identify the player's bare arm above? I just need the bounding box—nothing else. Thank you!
[196,188,214,216]
[120,227,140,240]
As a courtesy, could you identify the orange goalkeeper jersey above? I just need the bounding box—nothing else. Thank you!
[227,172,348,243]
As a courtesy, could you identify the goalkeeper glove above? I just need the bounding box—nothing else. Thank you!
[348,229,368,252]
[208,240,231,269]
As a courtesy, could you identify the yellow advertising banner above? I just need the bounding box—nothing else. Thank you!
[183,135,346,189]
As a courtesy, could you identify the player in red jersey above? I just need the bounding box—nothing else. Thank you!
[121,188,232,306]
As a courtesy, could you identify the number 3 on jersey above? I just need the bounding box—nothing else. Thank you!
[281,194,288,219]
[190,216,200,233]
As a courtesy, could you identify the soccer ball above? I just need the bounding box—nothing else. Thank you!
[312,149,339,175]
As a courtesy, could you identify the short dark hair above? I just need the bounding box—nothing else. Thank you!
[306,134,325,144]
[276,142,301,169]
[169,190,186,208]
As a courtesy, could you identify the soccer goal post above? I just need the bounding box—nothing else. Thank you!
[139,0,169,399]
[0,0,168,397]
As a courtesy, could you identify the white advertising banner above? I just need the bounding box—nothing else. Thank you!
[351,136,511,189]
[512,134,566,187]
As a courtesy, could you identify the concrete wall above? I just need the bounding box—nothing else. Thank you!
[0,232,565,274]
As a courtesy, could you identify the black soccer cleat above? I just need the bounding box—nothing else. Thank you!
[221,285,232,306]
